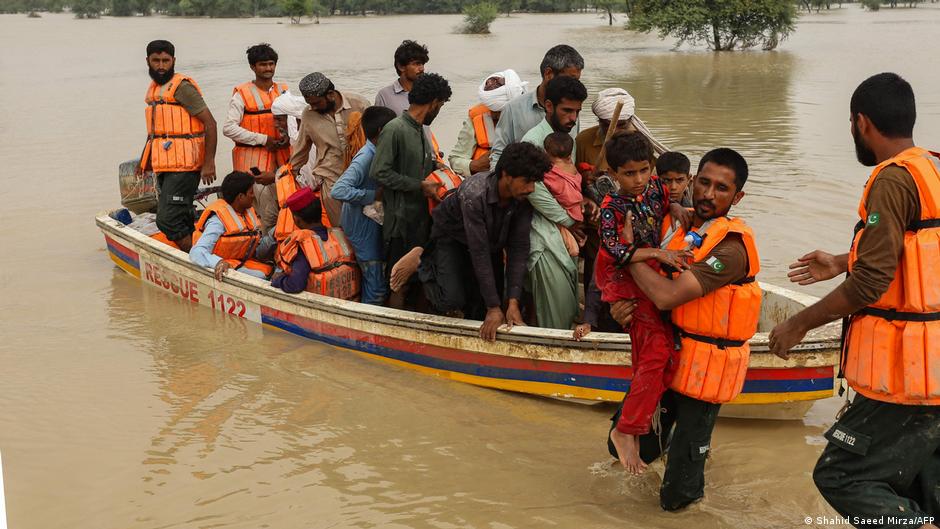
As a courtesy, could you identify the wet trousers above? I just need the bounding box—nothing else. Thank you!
[608,390,721,511]
[598,258,677,435]
[813,394,940,529]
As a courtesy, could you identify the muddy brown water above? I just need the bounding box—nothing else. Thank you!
[2,6,940,528]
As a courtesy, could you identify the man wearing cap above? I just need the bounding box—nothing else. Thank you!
[288,72,369,227]
[272,187,360,299]
[448,70,528,178]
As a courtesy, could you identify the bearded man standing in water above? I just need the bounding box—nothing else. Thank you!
[771,73,940,529]
[138,39,218,252]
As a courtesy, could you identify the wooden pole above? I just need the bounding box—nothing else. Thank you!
[592,99,625,173]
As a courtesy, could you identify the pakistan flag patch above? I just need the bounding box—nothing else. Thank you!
[706,256,725,272]
[867,212,881,226]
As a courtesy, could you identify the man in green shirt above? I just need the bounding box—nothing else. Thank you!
[370,73,452,309]
[521,76,587,330]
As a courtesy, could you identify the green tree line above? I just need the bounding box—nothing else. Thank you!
[0,0,640,17]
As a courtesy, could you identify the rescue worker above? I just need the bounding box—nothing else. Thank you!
[273,187,360,300]
[190,171,274,280]
[607,148,761,511]
[138,39,218,252]
[770,73,940,529]
[222,43,291,232]
[448,70,528,178]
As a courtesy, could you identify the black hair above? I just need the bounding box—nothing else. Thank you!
[408,73,452,106]
[539,44,584,79]
[146,39,175,57]
[697,148,749,191]
[221,171,254,204]
[850,72,916,139]
[362,106,397,142]
[494,142,551,182]
[543,131,574,159]
[246,43,278,66]
[656,151,691,176]
[605,131,653,170]
[295,199,322,225]
[394,40,429,75]
[544,75,587,107]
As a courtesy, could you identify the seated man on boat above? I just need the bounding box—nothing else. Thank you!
[606,148,761,512]
[412,142,552,341]
[448,69,527,178]
[190,171,275,281]
[272,187,360,300]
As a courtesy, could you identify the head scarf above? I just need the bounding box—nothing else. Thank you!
[299,72,332,98]
[478,69,528,112]
[286,187,316,213]
[271,93,308,118]
[591,87,669,155]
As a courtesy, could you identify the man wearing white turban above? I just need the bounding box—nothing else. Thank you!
[448,69,528,178]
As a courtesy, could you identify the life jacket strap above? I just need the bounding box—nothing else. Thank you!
[243,108,272,116]
[678,329,746,350]
[910,218,940,230]
[150,132,207,139]
[311,259,357,274]
[860,306,940,322]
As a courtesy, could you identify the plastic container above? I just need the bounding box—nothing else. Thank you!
[118,159,157,214]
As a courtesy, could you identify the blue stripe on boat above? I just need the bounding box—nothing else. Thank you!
[263,313,833,394]
[107,241,139,269]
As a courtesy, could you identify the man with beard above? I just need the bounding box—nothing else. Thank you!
[370,72,452,310]
[607,148,761,511]
[417,142,549,340]
[222,43,291,232]
[520,75,587,330]
[287,72,369,227]
[138,39,218,252]
[489,44,584,167]
[770,73,940,529]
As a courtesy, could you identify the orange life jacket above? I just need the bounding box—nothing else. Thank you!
[141,73,206,173]
[426,133,463,210]
[844,147,940,405]
[276,228,360,300]
[468,103,496,161]
[660,216,762,403]
[231,81,291,173]
[195,199,273,277]
[274,165,300,244]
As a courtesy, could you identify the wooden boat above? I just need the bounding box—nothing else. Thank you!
[97,211,841,420]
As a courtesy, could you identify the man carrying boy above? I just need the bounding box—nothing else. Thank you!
[593,132,692,473]
[608,148,761,512]
[330,106,398,305]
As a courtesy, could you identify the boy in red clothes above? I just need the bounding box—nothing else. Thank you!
[595,132,691,474]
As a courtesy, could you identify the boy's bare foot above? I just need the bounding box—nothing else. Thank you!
[609,429,648,475]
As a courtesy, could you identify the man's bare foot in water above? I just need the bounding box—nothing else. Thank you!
[609,429,648,475]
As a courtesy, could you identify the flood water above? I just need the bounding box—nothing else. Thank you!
[2,6,940,528]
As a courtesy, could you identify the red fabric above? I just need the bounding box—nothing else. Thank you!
[595,250,677,435]
[543,164,583,221]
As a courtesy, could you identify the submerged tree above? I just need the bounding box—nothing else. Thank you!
[459,1,498,32]
[281,0,307,21]
[627,0,797,51]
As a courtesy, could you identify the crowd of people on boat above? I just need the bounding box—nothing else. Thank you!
[133,37,940,525]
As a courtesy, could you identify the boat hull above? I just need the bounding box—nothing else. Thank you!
[99,214,841,419]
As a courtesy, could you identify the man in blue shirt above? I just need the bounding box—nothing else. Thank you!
[330,106,398,305]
